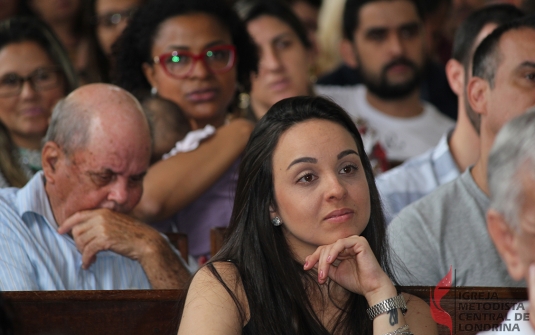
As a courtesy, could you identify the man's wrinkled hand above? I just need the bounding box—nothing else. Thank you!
[58,209,159,269]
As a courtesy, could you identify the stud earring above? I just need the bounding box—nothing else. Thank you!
[271,217,282,226]
[151,87,158,96]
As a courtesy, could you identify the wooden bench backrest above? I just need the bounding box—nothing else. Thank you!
[164,232,188,264]
[210,227,227,257]
[4,290,183,335]
[3,287,527,335]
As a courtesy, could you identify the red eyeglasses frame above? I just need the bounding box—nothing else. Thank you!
[153,45,237,79]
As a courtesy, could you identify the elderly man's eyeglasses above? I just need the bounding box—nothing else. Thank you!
[0,68,63,98]
[95,7,138,27]
[153,45,236,79]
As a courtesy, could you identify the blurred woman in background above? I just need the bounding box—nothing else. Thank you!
[86,0,146,82]
[0,17,77,187]
[236,0,315,120]
[24,0,93,83]
[115,0,257,261]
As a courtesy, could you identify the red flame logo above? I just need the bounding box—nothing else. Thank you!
[430,266,453,335]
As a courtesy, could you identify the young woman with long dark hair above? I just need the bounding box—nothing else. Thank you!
[178,96,436,334]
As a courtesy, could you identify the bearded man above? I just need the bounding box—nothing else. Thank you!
[317,0,454,166]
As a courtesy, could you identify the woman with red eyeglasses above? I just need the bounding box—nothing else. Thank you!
[115,0,258,263]
[0,17,77,188]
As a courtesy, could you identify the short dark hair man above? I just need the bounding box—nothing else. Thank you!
[318,0,454,165]
[388,15,535,286]
[0,84,191,290]
[377,4,524,223]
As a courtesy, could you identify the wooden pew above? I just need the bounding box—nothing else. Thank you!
[210,227,227,257]
[165,232,189,265]
[4,290,183,335]
[3,287,527,335]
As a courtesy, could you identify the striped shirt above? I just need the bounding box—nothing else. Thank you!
[376,132,460,224]
[0,172,151,291]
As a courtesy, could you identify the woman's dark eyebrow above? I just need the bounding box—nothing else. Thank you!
[287,157,317,170]
[286,150,358,170]
[166,40,229,51]
[272,32,294,44]
[337,149,359,159]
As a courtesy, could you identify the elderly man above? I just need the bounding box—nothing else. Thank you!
[0,84,190,290]
[318,0,454,165]
[388,15,535,286]
[478,110,535,333]
[377,5,524,224]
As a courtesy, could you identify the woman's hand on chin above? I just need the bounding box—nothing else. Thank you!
[303,235,397,305]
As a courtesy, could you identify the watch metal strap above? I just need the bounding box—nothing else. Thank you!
[366,294,407,320]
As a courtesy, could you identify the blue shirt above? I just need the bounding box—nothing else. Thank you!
[0,172,151,291]
[376,131,460,224]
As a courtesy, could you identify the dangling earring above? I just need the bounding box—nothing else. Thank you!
[271,217,282,226]
[236,83,250,110]
[151,87,158,96]
[308,64,318,84]
[238,92,250,110]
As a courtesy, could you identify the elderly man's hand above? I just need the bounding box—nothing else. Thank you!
[57,208,190,289]
[58,209,162,269]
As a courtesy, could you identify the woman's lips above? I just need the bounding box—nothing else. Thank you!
[21,107,45,117]
[268,78,291,93]
[186,88,218,103]
[324,208,355,223]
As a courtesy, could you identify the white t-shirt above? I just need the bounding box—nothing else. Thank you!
[478,301,534,334]
[316,84,454,162]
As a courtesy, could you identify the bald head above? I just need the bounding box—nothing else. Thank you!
[42,84,152,223]
[44,83,151,156]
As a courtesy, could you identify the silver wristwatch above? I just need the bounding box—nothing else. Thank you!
[366,294,407,320]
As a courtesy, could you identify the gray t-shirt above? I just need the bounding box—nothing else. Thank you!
[388,169,523,287]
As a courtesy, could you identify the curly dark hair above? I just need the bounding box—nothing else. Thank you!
[114,0,258,99]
